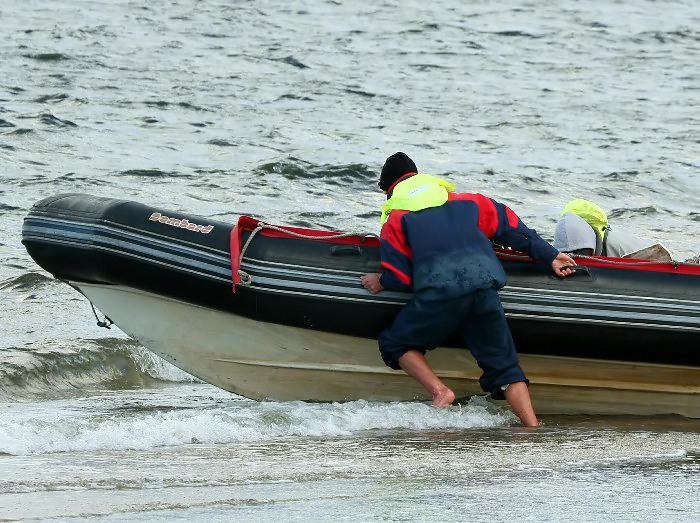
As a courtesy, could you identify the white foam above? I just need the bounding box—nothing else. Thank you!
[0,395,514,456]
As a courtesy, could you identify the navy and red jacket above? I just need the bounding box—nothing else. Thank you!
[379,191,559,300]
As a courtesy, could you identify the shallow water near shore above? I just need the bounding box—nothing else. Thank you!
[1,0,699,520]
[2,382,699,521]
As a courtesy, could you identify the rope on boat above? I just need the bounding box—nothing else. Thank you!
[237,222,379,286]
[237,227,697,286]
[571,253,682,268]
[90,301,114,329]
[567,252,700,268]
[498,249,699,268]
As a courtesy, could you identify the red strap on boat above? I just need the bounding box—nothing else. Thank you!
[230,216,260,292]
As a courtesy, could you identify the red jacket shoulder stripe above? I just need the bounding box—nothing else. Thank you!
[381,210,412,258]
[448,192,499,237]
[505,206,519,228]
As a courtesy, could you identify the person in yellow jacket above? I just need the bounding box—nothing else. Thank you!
[553,199,672,260]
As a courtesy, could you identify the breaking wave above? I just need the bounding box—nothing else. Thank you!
[0,394,516,456]
[0,338,197,402]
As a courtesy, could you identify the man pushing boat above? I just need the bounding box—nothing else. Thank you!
[361,152,576,427]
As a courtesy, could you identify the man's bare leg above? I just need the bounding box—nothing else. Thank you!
[398,349,455,408]
[503,381,538,427]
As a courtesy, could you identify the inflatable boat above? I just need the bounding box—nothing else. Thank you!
[22,194,700,417]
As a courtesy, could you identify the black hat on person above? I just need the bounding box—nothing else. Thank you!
[378,152,417,191]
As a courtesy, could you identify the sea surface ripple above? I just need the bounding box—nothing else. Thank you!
[1,1,698,521]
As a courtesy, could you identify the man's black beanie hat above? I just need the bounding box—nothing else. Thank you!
[378,152,417,191]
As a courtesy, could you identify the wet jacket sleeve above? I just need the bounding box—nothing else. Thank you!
[466,193,559,263]
[378,210,413,292]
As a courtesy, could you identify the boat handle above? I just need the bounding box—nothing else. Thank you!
[567,265,592,277]
[330,245,363,256]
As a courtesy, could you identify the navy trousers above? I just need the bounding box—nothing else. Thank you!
[378,287,527,400]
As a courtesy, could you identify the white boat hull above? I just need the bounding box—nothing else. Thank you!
[74,282,700,418]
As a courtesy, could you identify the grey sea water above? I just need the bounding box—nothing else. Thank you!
[1,0,699,521]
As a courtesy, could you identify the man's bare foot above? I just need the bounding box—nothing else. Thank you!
[396,350,456,409]
[431,387,455,408]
